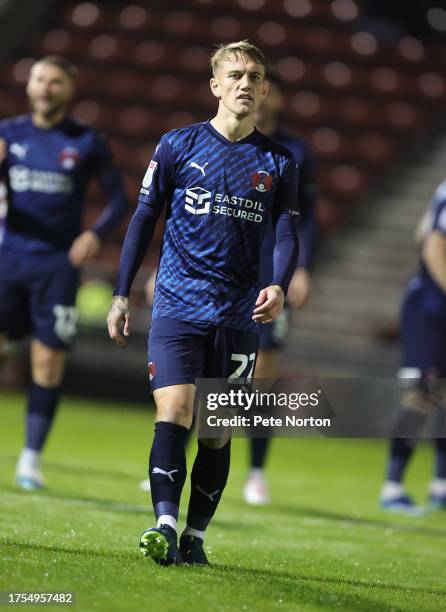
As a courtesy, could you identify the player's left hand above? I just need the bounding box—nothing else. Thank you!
[68,230,101,267]
[252,285,285,324]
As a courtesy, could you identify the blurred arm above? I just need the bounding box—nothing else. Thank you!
[423,230,446,294]
[69,135,128,267]
[90,133,129,240]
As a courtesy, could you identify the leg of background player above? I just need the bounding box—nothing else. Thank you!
[244,349,278,505]
[381,388,431,514]
[0,334,7,364]
[429,437,446,507]
[15,339,66,490]
[0,334,18,367]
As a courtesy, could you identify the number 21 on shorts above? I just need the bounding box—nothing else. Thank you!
[229,352,256,381]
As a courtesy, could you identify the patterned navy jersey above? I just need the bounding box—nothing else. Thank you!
[418,178,446,300]
[259,126,316,288]
[139,121,299,332]
[0,114,126,254]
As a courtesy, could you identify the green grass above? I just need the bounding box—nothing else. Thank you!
[1,392,446,611]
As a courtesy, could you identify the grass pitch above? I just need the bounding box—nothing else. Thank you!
[1,392,446,611]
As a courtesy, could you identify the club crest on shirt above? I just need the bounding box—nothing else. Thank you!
[251,170,273,193]
[148,361,157,381]
[59,147,80,170]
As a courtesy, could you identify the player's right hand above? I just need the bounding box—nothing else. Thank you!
[0,139,7,163]
[107,295,130,346]
[252,285,285,323]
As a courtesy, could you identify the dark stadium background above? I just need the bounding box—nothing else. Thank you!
[1,0,446,401]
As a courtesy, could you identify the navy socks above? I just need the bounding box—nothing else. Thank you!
[26,382,62,451]
[149,421,189,521]
[187,440,231,531]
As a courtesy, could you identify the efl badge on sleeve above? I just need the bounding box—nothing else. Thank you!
[251,170,273,193]
[142,160,158,188]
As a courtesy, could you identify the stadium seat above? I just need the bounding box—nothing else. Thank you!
[385,102,427,132]
[0,89,27,116]
[117,4,154,32]
[0,0,438,256]
[357,133,396,164]
[418,72,446,101]
[61,2,110,32]
[316,196,346,230]
[39,28,72,55]
[210,15,242,39]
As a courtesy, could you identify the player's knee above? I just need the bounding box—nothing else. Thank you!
[399,370,436,416]
[199,432,231,450]
[155,402,193,428]
[153,385,194,427]
[32,350,65,387]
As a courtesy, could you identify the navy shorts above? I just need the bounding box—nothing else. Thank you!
[258,303,291,351]
[0,249,80,350]
[400,278,446,378]
[148,317,259,391]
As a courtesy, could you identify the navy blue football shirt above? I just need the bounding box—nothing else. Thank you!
[418,178,446,300]
[116,121,299,332]
[0,114,127,254]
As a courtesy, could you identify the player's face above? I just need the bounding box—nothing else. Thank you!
[210,54,269,118]
[255,81,284,125]
[27,62,74,118]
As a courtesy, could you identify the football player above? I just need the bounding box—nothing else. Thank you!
[0,56,128,489]
[380,178,446,513]
[108,41,300,565]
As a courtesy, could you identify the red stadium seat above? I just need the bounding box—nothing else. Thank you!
[385,102,427,132]
[39,29,72,55]
[61,2,110,32]
[316,196,346,231]
[1,0,436,249]
[0,89,27,116]
[116,5,156,33]
[318,161,369,201]
[418,72,446,101]
[357,133,397,165]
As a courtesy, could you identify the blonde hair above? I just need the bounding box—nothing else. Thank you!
[210,40,265,75]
